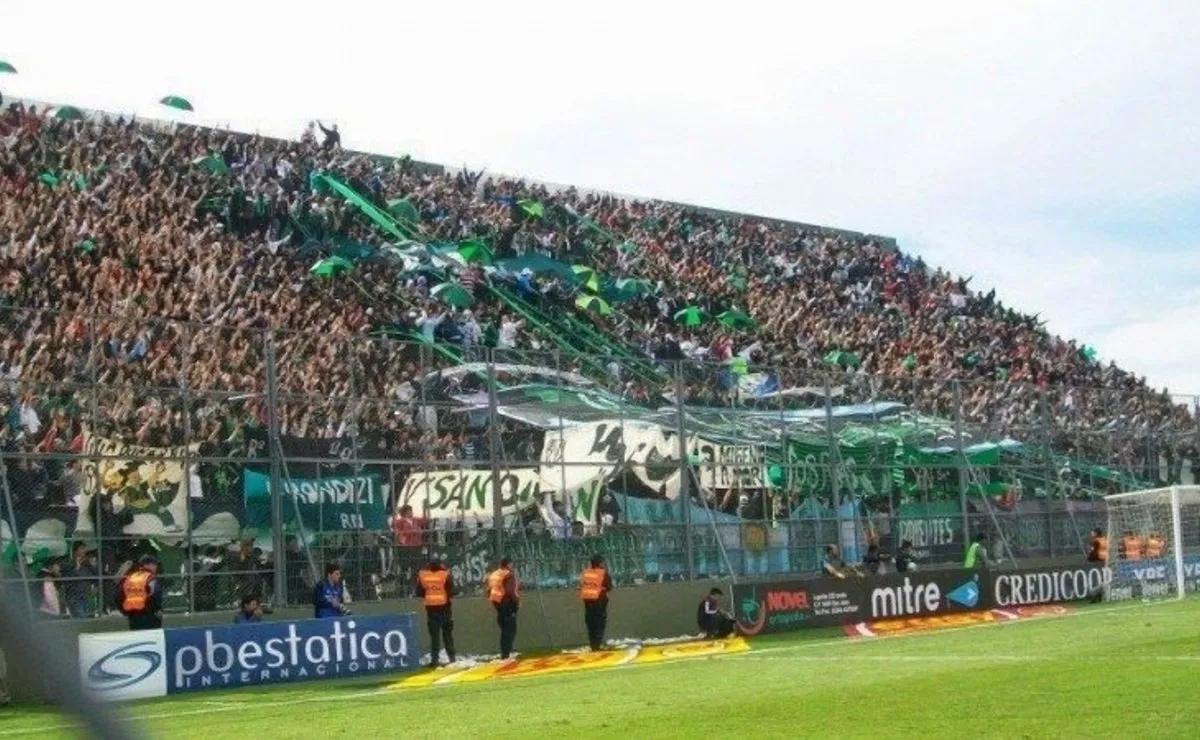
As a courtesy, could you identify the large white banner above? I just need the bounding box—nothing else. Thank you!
[400,421,767,523]
[75,434,203,541]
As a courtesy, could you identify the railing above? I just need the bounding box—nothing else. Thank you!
[1,305,1197,617]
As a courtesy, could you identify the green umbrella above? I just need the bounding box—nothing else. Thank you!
[38,171,59,188]
[387,198,420,228]
[717,309,755,330]
[54,106,84,121]
[517,199,545,219]
[674,306,706,328]
[455,239,494,265]
[902,353,918,371]
[0,61,16,74]
[159,95,194,112]
[575,294,613,317]
[310,256,354,278]
[572,265,601,292]
[78,239,97,254]
[192,153,229,175]
[823,350,860,368]
[614,277,655,298]
[1081,345,1099,363]
[431,281,473,308]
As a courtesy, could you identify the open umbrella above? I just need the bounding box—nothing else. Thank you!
[159,95,194,112]
[717,309,755,330]
[454,239,494,265]
[614,277,655,299]
[387,198,420,228]
[674,306,706,328]
[432,281,473,309]
[310,256,354,278]
[517,199,545,219]
[572,265,601,292]
[54,106,84,121]
[575,294,613,317]
[192,153,229,175]
[0,61,16,74]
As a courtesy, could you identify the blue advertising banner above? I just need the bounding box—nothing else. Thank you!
[80,614,418,701]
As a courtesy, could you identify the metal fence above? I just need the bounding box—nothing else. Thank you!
[1,305,1198,618]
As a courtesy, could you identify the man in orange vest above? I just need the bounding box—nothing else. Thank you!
[1086,528,1109,603]
[1088,528,1109,565]
[486,558,520,660]
[579,555,614,651]
[117,555,162,631]
[416,559,456,667]
[1145,532,1165,559]
[1120,530,1143,561]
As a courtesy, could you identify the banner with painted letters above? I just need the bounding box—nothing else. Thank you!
[243,470,386,531]
[74,434,203,541]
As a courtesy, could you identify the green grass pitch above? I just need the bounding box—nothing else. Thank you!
[4,599,1198,739]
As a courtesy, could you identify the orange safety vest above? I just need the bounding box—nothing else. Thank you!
[1122,536,1142,561]
[579,568,607,602]
[1093,536,1109,563]
[419,569,449,607]
[122,571,152,613]
[1146,536,1164,559]
[487,567,514,604]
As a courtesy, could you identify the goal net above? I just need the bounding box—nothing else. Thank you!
[1104,486,1200,602]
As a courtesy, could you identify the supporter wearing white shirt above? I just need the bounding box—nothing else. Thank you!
[499,316,524,349]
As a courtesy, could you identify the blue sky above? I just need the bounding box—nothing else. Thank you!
[2,0,1197,398]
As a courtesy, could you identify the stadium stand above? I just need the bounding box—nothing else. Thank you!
[1,99,1197,612]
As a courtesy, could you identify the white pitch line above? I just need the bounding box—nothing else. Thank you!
[0,599,1191,738]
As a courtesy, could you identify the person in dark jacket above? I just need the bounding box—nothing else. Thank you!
[697,587,734,638]
[233,595,264,624]
[313,563,348,619]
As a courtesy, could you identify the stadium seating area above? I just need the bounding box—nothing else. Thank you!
[1,100,1194,472]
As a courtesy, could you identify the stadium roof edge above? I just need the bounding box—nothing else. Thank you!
[3,95,897,250]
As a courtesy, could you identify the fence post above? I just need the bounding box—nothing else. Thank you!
[822,375,842,555]
[674,361,694,580]
[180,324,196,615]
[952,381,971,558]
[486,356,505,559]
[264,334,288,606]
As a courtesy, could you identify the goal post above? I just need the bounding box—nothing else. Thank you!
[1103,486,1200,602]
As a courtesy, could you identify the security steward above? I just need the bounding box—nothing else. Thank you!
[486,558,520,660]
[579,555,614,651]
[1087,528,1108,603]
[416,559,456,667]
[1087,528,1109,564]
[1120,530,1143,561]
[1145,531,1165,559]
[117,554,163,631]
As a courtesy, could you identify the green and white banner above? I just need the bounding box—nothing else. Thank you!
[243,470,387,532]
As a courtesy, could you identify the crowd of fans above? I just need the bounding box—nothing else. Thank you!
[1,99,1197,503]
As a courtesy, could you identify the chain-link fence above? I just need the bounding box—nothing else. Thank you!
[2,306,1197,617]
